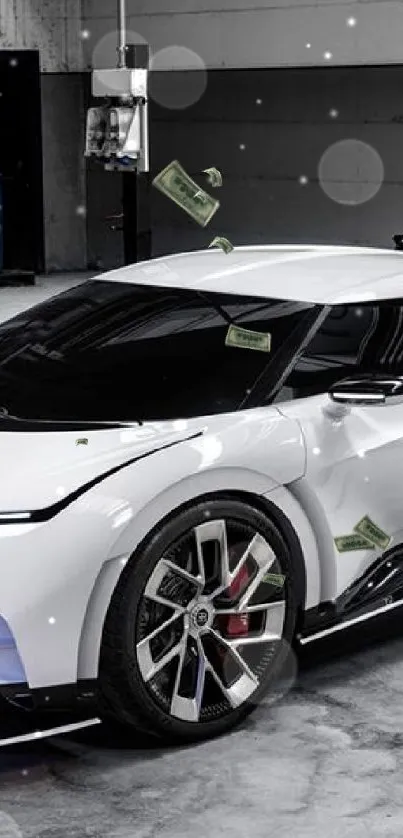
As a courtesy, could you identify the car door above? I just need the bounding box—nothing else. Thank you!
[274,299,403,597]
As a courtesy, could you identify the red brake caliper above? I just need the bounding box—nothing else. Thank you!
[224,564,250,637]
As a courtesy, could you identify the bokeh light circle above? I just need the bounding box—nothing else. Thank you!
[90,29,148,93]
[318,139,384,205]
[149,46,207,110]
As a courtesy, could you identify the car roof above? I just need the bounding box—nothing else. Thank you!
[95,245,403,305]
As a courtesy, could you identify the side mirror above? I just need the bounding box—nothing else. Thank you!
[329,376,403,406]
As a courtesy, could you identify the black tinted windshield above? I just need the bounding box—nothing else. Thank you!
[0,280,322,422]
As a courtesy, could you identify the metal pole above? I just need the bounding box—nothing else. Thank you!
[117,0,127,68]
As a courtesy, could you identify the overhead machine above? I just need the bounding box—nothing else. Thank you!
[85,0,151,264]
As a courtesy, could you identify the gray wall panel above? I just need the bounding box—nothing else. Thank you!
[149,66,403,259]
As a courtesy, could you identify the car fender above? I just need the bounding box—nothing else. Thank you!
[78,472,313,683]
[77,463,285,681]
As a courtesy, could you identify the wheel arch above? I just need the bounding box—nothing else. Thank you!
[77,484,312,682]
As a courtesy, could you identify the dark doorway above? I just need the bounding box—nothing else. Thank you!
[0,50,44,273]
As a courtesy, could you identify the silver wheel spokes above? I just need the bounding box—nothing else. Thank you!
[136,519,286,723]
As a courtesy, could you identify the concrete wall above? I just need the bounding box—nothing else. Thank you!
[82,0,403,70]
[41,73,87,271]
[0,0,84,72]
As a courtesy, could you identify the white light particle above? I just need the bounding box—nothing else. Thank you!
[21,769,29,776]
[256,98,262,105]
[239,144,246,151]
[299,175,309,186]
[312,446,321,455]
[357,450,365,458]
[323,51,333,61]
[346,16,357,27]
[9,58,18,68]
[48,617,56,625]
[306,43,312,49]
[80,29,91,40]
[76,205,87,217]
[355,307,363,316]
[329,108,339,119]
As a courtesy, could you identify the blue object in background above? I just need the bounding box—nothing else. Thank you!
[0,174,3,271]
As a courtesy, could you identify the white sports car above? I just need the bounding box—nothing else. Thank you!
[1,244,402,743]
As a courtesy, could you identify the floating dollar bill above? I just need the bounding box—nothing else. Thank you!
[152,160,220,227]
[225,324,271,353]
[354,516,391,550]
[76,438,88,446]
[209,236,234,255]
[263,572,286,587]
[203,167,223,188]
[334,533,374,553]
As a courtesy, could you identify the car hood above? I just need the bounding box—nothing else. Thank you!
[0,419,203,511]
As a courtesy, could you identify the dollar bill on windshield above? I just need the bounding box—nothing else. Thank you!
[152,160,220,227]
[203,167,223,188]
[225,324,271,353]
[334,533,375,553]
[354,516,391,550]
[209,236,234,255]
[262,572,286,588]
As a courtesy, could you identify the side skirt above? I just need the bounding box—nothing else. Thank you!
[297,546,403,645]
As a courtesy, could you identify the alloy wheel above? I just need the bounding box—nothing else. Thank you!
[135,517,287,724]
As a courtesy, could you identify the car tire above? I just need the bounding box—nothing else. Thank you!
[98,497,299,744]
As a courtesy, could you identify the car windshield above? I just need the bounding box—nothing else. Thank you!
[0,280,324,422]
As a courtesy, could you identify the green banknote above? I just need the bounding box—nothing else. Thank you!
[225,324,271,353]
[354,516,391,550]
[209,236,234,255]
[203,167,223,188]
[152,160,220,227]
[334,533,374,553]
[262,572,286,588]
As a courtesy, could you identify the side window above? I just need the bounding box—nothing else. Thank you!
[278,302,401,401]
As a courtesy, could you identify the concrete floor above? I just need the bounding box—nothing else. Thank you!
[0,276,403,837]
[1,616,403,838]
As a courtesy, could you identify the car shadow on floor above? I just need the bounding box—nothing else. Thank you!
[64,605,403,752]
[1,606,403,762]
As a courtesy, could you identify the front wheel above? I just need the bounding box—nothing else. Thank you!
[99,498,299,744]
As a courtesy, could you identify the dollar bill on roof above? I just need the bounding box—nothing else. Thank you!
[209,236,234,255]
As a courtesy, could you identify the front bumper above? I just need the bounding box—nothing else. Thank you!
[0,616,26,686]
[0,498,128,693]
[0,677,98,713]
